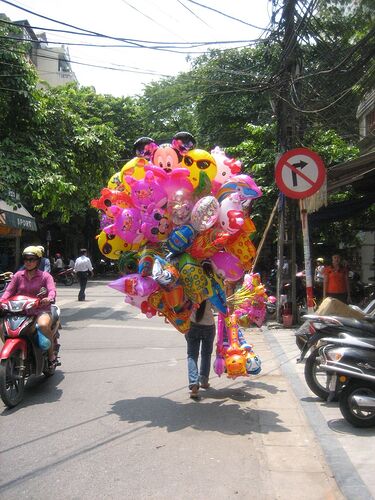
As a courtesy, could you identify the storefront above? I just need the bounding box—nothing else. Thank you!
[0,200,37,272]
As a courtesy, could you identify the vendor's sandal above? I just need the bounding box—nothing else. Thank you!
[200,382,210,389]
[190,385,200,400]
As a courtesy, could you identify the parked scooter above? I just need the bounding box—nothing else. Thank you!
[0,272,13,298]
[0,292,61,408]
[54,267,74,286]
[319,332,375,427]
[296,306,375,400]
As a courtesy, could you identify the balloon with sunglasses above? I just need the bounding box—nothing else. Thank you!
[181,149,217,189]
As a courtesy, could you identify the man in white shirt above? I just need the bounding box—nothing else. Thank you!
[74,249,94,301]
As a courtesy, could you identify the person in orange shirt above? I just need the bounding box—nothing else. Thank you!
[323,253,351,304]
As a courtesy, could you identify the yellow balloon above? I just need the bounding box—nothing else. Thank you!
[97,230,142,260]
[120,157,147,190]
[107,171,124,191]
[182,149,217,188]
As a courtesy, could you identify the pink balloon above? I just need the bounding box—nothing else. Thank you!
[210,251,244,281]
[104,205,143,243]
[141,204,172,243]
[211,146,242,186]
[125,170,167,212]
[145,165,193,198]
[108,274,159,297]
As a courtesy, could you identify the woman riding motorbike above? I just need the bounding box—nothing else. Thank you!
[0,246,57,364]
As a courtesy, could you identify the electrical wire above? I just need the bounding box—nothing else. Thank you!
[184,0,272,31]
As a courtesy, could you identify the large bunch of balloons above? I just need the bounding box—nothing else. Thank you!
[91,132,264,378]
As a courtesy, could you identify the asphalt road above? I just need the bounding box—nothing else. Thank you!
[0,280,340,500]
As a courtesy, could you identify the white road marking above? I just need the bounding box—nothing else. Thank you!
[87,324,175,331]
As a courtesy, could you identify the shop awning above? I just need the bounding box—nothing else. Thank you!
[0,200,37,232]
[327,151,375,192]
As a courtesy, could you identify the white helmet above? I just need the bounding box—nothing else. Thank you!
[22,246,43,259]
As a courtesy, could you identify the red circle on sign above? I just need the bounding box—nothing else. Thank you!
[275,148,326,199]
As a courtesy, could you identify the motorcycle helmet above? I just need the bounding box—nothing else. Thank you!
[22,246,43,259]
[316,257,324,263]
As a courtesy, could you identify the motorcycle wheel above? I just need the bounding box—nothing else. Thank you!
[304,349,335,401]
[340,380,375,428]
[64,275,74,286]
[0,350,25,408]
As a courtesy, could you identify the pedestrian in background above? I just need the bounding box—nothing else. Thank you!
[314,257,325,303]
[74,249,94,302]
[323,253,351,304]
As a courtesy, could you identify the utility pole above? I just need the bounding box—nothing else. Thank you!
[275,0,298,323]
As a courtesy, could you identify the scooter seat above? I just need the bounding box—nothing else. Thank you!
[331,316,375,334]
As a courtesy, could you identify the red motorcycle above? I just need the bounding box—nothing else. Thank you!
[0,293,61,408]
[54,267,74,286]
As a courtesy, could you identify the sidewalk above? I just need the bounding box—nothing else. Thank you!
[262,323,375,500]
[243,327,343,500]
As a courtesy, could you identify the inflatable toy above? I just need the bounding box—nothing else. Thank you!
[125,170,167,212]
[168,188,194,226]
[97,230,140,260]
[210,251,244,282]
[104,205,144,244]
[225,218,257,269]
[91,188,133,216]
[117,251,139,275]
[178,253,209,304]
[120,157,148,186]
[107,171,124,191]
[166,224,195,256]
[141,205,172,243]
[191,196,220,232]
[211,146,242,189]
[133,136,158,160]
[216,175,262,205]
[145,165,193,199]
[151,143,181,173]
[189,228,229,259]
[218,193,244,234]
[171,131,196,154]
[181,149,217,190]
[108,274,159,297]
[148,290,191,334]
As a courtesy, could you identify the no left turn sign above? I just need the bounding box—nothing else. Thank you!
[275,148,326,199]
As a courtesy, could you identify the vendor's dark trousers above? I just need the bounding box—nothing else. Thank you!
[77,271,89,301]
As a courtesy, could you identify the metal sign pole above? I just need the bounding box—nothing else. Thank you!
[299,199,314,313]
